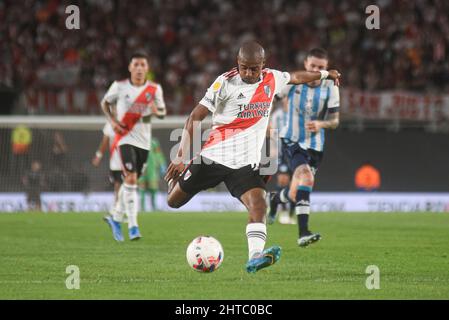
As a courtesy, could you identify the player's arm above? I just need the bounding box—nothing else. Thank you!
[92,135,109,167]
[150,84,167,119]
[101,81,126,134]
[101,100,126,135]
[288,70,341,86]
[164,104,210,182]
[306,111,339,132]
[306,85,340,132]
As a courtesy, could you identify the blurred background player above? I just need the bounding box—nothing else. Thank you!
[101,52,166,242]
[268,48,340,247]
[164,41,341,273]
[92,122,125,222]
[268,97,295,225]
[21,160,45,212]
[138,137,167,212]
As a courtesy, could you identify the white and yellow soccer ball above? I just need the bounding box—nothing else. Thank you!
[186,236,224,273]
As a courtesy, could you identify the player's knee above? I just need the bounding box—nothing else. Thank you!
[124,173,137,185]
[294,165,314,186]
[167,198,181,209]
[167,191,186,209]
[300,173,314,187]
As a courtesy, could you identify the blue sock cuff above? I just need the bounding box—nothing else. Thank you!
[297,185,312,192]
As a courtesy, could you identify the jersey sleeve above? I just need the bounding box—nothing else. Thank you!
[154,84,167,115]
[102,123,115,138]
[102,81,119,104]
[271,69,291,95]
[199,75,227,113]
[276,84,293,99]
[327,83,340,113]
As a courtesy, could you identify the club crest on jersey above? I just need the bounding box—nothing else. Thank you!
[145,92,152,102]
[184,170,192,181]
[264,85,271,98]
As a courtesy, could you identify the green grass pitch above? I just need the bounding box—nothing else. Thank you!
[0,212,448,299]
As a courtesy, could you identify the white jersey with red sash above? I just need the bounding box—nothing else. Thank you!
[102,79,166,152]
[102,123,122,171]
[199,68,291,169]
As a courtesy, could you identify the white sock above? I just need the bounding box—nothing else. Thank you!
[123,183,138,228]
[246,223,267,260]
[112,185,126,223]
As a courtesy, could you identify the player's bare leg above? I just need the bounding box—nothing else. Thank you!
[289,164,321,247]
[166,179,194,209]
[241,188,281,273]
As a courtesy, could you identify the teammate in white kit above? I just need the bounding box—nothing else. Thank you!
[101,52,166,242]
[92,122,125,223]
[164,42,341,273]
[268,48,340,247]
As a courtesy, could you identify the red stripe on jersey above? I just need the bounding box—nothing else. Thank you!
[110,84,157,156]
[224,67,238,79]
[225,71,238,80]
[202,71,275,150]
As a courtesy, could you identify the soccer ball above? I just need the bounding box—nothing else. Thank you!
[186,236,224,273]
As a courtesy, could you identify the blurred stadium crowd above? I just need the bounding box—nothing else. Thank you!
[1,0,449,114]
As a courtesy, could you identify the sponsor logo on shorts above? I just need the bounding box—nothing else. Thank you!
[125,162,133,171]
[184,170,192,181]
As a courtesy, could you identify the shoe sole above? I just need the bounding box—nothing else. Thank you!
[298,234,321,247]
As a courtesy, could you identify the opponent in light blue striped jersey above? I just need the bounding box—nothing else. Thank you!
[269,98,295,224]
[279,75,339,152]
[268,48,341,247]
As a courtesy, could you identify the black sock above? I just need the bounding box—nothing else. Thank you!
[271,187,288,208]
[295,188,311,236]
[298,214,309,236]
[289,201,295,217]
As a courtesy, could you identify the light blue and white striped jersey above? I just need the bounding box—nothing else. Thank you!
[279,80,339,152]
[270,105,288,163]
[270,106,288,131]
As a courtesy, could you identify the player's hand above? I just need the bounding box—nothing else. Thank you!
[327,70,341,86]
[305,121,323,132]
[91,156,101,167]
[149,101,158,115]
[112,120,127,135]
[164,159,185,183]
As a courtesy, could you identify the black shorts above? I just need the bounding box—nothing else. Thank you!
[178,156,266,199]
[109,170,123,184]
[281,140,323,173]
[119,144,149,177]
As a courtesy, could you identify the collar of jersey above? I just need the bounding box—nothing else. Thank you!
[128,79,148,88]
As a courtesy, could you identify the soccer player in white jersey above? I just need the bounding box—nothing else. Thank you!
[164,42,340,273]
[101,52,166,242]
[92,122,126,229]
[268,48,340,247]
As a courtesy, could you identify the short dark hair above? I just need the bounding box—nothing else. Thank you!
[306,48,328,60]
[129,52,149,63]
[238,41,265,61]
